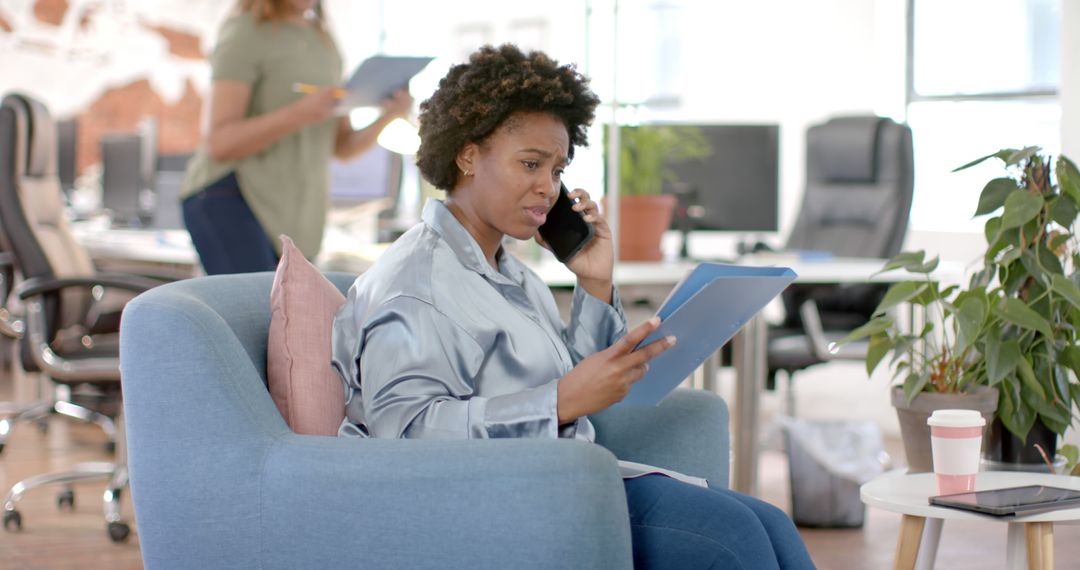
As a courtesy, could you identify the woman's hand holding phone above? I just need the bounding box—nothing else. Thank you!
[556,316,676,424]
[536,184,614,303]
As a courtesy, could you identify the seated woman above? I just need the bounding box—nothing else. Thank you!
[331,44,815,570]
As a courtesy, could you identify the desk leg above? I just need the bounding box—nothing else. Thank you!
[894,514,925,570]
[702,350,718,393]
[732,314,766,496]
[1023,521,1053,570]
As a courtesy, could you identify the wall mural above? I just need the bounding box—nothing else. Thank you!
[0,0,232,173]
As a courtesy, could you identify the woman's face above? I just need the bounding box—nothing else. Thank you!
[454,111,569,243]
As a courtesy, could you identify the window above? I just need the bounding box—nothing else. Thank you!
[906,0,1061,233]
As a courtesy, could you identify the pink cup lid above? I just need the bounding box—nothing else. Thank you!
[927,409,986,428]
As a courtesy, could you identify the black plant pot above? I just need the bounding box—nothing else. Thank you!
[984,417,1058,466]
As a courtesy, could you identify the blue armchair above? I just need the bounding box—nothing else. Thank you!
[120,272,729,569]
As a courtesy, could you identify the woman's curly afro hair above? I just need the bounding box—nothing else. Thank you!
[416,44,600,190]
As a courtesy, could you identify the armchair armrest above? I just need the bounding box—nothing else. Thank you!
[591,388,730,488]
[15,274,164,300]
[798,299,868,361]
[262,437,632,569]
[13,275,162,381]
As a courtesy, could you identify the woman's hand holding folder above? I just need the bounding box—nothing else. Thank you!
[556,316,677,424]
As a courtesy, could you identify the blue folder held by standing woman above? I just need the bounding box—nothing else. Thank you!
[617,263,797,407]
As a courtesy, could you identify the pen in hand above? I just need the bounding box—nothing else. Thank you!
[292,83,347,98]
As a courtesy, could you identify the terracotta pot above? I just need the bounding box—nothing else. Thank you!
[891,385,998,473]
[606,194,676,261]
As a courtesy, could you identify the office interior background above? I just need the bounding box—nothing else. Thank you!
[0,0,1079,566]
[2,0,1074,433]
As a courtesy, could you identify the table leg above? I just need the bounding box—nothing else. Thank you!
[1006,522,1025,569]
[914,517,942,570]
[894,514,925,570]
[1024,521,1053,570]
[732,314,766,495]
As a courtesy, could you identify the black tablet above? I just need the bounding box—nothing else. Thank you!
[929,485,1080,516]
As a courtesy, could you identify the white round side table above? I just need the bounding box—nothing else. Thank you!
[861,469,1080,570]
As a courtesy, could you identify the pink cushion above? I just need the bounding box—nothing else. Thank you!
[267,235,346,435]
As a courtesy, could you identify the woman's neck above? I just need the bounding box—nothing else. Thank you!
[444,199,501,269]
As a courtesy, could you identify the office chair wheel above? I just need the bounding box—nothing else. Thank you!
[3,510,20,532]
[107,521,130,543]
[57,489,75,510]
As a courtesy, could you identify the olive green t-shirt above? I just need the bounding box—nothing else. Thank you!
[181,13,342,259]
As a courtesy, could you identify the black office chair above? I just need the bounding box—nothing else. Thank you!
[0,93,161,541]
[766,115,914,415]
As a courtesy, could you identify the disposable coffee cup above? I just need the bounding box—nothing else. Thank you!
[927,409,985,495]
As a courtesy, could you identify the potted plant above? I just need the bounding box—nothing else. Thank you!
[844,147,1080,472]
[606,125,710,260]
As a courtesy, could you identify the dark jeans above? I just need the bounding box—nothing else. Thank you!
[624,475,816,569]
[182,172,278,275]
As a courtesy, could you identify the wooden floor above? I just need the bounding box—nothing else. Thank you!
[3,394,1080,568]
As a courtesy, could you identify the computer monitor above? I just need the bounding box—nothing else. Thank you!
[329,144,402,206]
[101,133,149,226]
[152,153,192,230]
[657,124,780,233]
[56,118,77,196]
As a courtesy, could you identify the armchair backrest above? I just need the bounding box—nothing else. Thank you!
[0,94,95,341]
[785,115,914,258]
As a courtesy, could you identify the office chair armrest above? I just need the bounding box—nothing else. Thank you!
[258,437,633,568]
[798,299,868,361]
[0,251,14,267]
[15,274,164,300]
[591,388,730,488]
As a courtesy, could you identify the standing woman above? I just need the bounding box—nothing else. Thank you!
[181,0,411,274]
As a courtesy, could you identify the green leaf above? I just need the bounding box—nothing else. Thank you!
[875,282,928,315]
[995,298,1053,338]
[987,339,1021,386]
[865,334,891,376]
[838,315,893,343]
[1036,243,1064,276]
[955,296,987,351]
[1051,274,1080,311]
[1060,445,1079,469]
[1016,356,1047,401]
[1057,156,1080,204]
[878,251,926,274]
[1000,191,1044,230]
[953,149,1016,172]
[984,217,1003,253]
[1050,232,1072,253]
[903,371,929,404]
[974,178,1019,216]
[1001,391,1037,442]
[1005,146,1041,166]
[1050,196,1079,228]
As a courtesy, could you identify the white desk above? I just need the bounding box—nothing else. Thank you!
[862,469,1080,569]
[72,226,964,496]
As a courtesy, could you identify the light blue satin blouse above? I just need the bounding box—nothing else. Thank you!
[331,199,628,441]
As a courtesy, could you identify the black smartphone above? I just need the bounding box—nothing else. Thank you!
[538,183,595,263]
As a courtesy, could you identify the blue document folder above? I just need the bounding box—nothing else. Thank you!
[616,263,797,407]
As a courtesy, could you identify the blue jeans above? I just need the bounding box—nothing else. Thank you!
[182,173,279,275]
[624,475,815,569]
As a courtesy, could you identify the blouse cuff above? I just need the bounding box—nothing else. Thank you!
[482,379,560,438]
[570,284,628,348]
